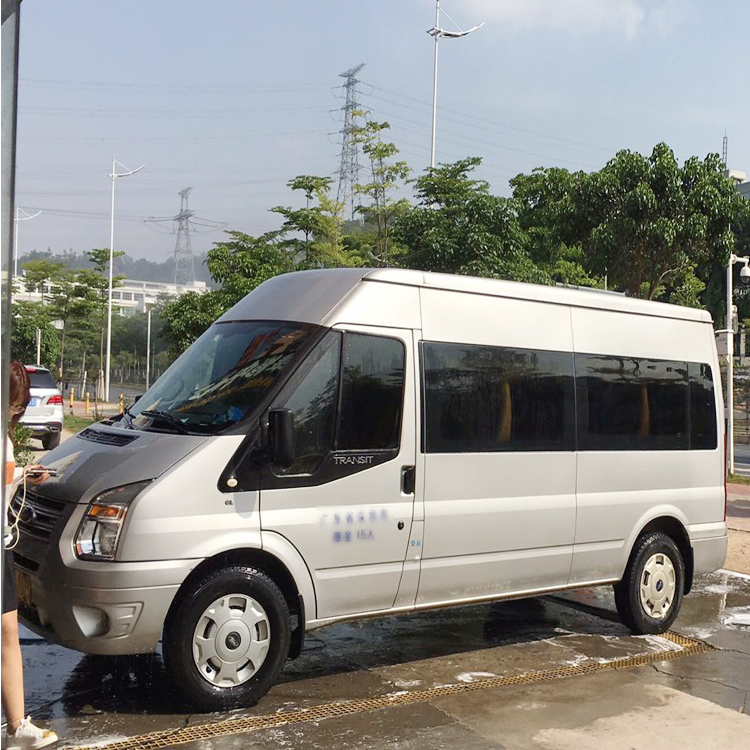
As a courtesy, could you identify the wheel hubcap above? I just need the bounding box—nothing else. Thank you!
[639,553,676,620]
[192,594,271,687]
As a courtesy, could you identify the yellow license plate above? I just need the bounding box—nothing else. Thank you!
[15,569,32,607]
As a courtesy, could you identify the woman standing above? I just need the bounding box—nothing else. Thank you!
[2,361,58,749]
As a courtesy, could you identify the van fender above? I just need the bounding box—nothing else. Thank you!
[260,530,317,623]
[619,505,691,578]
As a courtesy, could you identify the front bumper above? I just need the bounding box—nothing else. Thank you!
[13,501,201,654]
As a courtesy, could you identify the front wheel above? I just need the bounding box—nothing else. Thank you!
[163,566,290,711]
[614,532,685,634]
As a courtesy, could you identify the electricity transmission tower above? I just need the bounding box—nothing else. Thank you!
[722,131,728,168]
[335,63,365,220]
[144,188,225,285]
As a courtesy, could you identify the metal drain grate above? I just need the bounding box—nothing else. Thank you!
[68,631,713,750]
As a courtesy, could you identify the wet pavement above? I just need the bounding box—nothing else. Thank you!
[11,570,750,749]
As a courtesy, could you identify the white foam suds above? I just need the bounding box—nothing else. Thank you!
[456,671,498,683]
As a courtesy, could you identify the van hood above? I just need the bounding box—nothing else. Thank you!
[35,424,209,504]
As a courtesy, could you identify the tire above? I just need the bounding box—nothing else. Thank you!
[614,532,685,634]
[42,432,61,450]
[163,565,290,711]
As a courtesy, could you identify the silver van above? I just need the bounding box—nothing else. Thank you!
[12,268,727,710]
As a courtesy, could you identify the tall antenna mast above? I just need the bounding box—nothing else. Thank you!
[722,130,728,168]
[143,188,226,285]
[336,63,365,220]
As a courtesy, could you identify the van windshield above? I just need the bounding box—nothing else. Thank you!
[129,320,316,435]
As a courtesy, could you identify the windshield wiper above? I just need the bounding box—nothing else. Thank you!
[140,410,190,434]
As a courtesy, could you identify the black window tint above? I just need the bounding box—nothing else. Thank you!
[337,334,405,451]
[28,370,57,389]
[423,342,575,453]
[274,331,341,475]
[689,362,717,450]
[576,355,688,451]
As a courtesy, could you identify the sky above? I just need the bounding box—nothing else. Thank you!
[12,0,750,267]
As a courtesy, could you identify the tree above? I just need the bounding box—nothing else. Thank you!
[160,231,296,357]
[21,259,66,303]
[574,144,743,303]
[351,113,411,266]
[510,167,599,287]
[272,177,352,269]
[10,301,61,368]
[75,248,125,372]
[395,158,546,283]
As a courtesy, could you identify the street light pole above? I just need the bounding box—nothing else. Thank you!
[13,207,41,277]
[725,252,750,476]
[105,158,144,403]
[145,305,152,391]
[427,1,483,170]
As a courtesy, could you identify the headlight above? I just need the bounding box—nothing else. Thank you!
[75,481,151,561]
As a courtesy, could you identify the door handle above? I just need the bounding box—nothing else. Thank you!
[401,465,415,495]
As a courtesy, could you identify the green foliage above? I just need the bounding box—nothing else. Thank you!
[272,177,351,269]
[578,144,740,300]
[351,112,411,266]
[10,301,61,368]
[158,290,227,359]
[12,425,34,467]
[395,158,547,283]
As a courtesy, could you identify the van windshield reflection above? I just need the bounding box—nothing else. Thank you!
[129,320,316,434]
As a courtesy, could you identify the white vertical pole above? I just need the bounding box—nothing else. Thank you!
[145,306,151,391]
[105,158,115,403]
[430,0,440,170]
[13,206,19,276]
[727,256,734,475]
[35,326,41,365]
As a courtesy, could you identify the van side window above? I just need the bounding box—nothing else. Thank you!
[337,334,405,451]
[273,331,405,476]
[422,342,575,453]
[689,362,717,450]
[275,331,341,475]
[576,355,689,451]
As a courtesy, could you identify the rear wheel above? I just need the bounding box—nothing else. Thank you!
[42,432,60,450]
[163,565,290,711]
[614,531,684,634]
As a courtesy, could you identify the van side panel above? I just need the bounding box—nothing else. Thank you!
[417,289,577,604]
[570,308,725,584]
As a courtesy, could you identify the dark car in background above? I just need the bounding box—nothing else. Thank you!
[20,365,64,449]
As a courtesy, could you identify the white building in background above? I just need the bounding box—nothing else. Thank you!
[727,169,750,199]
[14,275,208,314]
[110,278,208,313]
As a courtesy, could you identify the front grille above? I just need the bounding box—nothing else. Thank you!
[78,427,139,446]
[9,487,67,542]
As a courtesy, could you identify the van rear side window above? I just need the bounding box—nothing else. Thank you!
[576,355,689,451]
[689,362,717,450]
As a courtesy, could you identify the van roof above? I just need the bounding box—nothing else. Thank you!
[220,268,714,325]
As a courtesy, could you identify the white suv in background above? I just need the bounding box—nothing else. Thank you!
[20,365,64,449]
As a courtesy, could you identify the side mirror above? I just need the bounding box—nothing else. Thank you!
[134,394,142,404]
[268,408,295,468]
